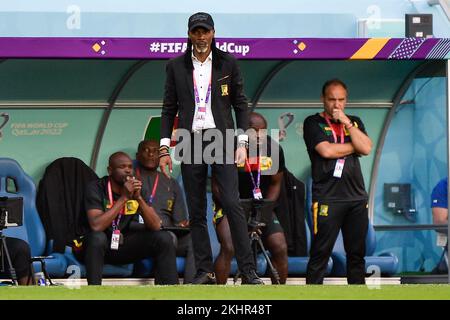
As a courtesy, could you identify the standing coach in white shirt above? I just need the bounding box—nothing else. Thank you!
[159,12,263,285]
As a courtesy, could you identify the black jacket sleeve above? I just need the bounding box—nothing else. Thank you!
[161,59,179,140]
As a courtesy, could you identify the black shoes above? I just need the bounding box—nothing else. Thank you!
[192,270,264,285]
[192,272,217,285]
[241,270,264,285]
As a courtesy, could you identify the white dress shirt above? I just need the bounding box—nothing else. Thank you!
[160,51,247,147]
[191,51,216,132]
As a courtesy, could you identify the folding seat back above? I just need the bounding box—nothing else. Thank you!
[0,157,45,256]
[0,158,67,277]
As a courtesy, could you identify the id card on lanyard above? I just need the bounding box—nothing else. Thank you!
[324,114,346,179]
[108,179,124,250]
[245,158,263,200]
[192,70,211,131]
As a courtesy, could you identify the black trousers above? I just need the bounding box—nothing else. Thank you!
[77,230,179,285]
[306,200,368,284]
[0,237,31,280]
[169,232,196,284]
[180,132,255,275]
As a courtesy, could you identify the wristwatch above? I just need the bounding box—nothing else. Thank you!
[237,141,248,149]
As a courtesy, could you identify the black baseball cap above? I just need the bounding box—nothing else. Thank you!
[188,12,214,32]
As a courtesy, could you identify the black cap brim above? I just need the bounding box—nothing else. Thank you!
[189,22,214,32]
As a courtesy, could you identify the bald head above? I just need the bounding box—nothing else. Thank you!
[109,151,131,167]
[108,151,133,185]
[249,112,267,130]
[248,112,268,145]
[136,140,159,170]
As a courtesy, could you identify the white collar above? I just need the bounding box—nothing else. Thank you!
[191,50,213,63]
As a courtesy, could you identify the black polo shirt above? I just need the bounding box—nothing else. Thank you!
[136,167,188,227]
[84,176,141,235]
[303,113,368,202]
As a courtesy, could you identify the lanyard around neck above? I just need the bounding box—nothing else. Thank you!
[107,178,123,231]
[147,174,159,205]
[135,167,159,205]
[193,69,212,113]
[323,113,344,144]
[245,157,261,191]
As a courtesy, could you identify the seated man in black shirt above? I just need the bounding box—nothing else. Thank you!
[212,112,288,284]
[134,139,195,284]
[77,151,178,285]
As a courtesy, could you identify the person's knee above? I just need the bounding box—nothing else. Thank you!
[14,239,31,259]
[275,241,288,257]
[220,195,241,214]
[267,234,288,259]
[153,231,177,253]
[167,231,178,248]
[85,231,108,247]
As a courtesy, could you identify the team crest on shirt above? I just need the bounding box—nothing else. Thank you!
[239,156,273,171]
[167,199,174,212]
[318,123,333,136]
[319,204,329,217]
[104,199,139,214]
[319,121,358,136]
[260,156,272,171]
[124,200,139,215]
[221,84,229,96]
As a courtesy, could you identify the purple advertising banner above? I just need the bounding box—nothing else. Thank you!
[0,37,449,60]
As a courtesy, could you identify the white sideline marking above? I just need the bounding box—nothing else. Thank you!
[51,277,401,287]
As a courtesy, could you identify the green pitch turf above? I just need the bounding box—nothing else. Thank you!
[0,284,449,300]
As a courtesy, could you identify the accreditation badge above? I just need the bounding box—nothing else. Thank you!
[436,233,448,247]
[111,230,121,250]
[253,188,263,200]
[333,158,345,178]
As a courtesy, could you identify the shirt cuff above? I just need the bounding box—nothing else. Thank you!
[238,134,248,143]
[160,138,171,147]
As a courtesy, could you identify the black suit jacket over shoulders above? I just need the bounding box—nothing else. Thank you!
[161,47,249,140]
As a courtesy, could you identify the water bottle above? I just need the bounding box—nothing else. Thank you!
[34,272,46,286]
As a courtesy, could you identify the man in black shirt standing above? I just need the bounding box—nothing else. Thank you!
[79,151,178,285]
[303,79,372,284]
